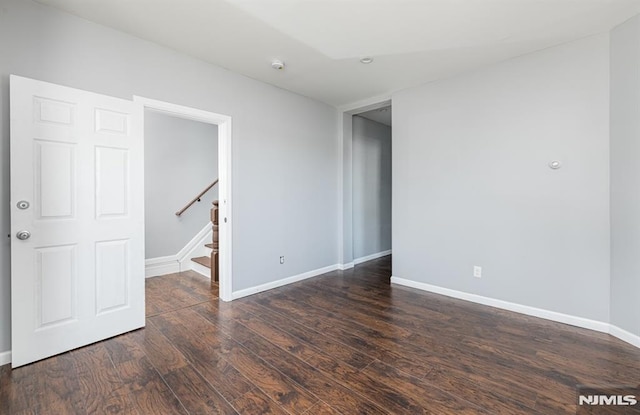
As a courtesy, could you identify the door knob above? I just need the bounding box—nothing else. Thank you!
[16,230,31,240]
[16,200,30,210]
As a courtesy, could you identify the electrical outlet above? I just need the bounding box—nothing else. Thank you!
[473,266,482,278]
[279,256,285,264]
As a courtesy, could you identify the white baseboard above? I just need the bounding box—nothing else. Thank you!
[339,262,354,270]
[609,325,640,349]
[354,250,392,265]
[390,276,640,349]
[145,255,180,278]
[177,223,213,272]
[0,350,11,366]
[390,276,610,333]
[232,264,340,300]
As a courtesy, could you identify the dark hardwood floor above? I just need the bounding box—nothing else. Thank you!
[2,256,640,414]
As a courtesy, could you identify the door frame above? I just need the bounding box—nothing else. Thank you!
[134,96,233,301]
[338,96,391,269]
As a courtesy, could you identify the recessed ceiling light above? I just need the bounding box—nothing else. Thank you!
[360,57,373,64]
[271,59,285,70]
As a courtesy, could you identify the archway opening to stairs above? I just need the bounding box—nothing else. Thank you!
[136,97,233,301]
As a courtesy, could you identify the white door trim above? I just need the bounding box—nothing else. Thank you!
[133,96,233,302]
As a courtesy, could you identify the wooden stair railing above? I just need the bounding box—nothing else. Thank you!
[175,179,219,216]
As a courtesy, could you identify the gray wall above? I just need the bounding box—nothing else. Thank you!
[0,0,338,355]
[610,15,640,337]
[352,116,392,259]
[144,111,218,259]
[392,34,611,322]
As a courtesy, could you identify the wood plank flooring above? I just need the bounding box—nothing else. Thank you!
[2,256,640,414]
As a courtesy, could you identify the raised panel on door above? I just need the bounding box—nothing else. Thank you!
[95,239,129,315]
[34,96,75,126]
[95,146,129,219]
[34,140,76,220]
[95,108,129,136]
[35,244,77,328]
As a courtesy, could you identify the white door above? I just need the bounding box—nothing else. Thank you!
[10,75,145,367]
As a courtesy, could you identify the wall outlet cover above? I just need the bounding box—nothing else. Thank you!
[473,266,482,278]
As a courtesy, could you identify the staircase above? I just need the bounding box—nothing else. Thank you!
[191,200,219,285]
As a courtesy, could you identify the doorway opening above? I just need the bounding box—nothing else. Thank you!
[135,97,233,301]
[352,106,392,265]
[340,99,392,274]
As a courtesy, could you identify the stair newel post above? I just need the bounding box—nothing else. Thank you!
[211,201,220,286]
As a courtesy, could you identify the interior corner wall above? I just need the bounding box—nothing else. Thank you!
[0,0,338,356]
[144,111,218,259]
[392,34,611,322]
[610,15,640,337]
[352,116,392,260]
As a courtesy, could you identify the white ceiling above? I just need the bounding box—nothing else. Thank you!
[357,106,392,127]
[36,0,640,107]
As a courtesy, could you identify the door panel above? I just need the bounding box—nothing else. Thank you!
[36,244,76,328]
[35,140,76,219]
[95,146,129,218]
[95,239,130,315]
[10,75,145,367]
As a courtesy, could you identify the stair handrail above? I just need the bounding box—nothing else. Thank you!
[175,179,219,216]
